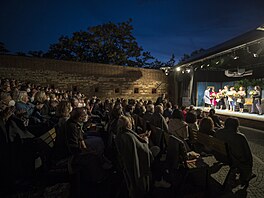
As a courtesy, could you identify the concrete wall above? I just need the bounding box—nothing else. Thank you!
[0,55,168,100]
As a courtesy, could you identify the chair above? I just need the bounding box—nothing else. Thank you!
[166,135,209,193]
[149,125,166,152]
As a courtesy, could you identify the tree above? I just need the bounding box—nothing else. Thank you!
[0,42,9,54]
[45,19,154,67]
[16,52,27,56]
[166,54,176,67]
[28,50,44,57]
[178,48,205,64]
[178,53,190,64]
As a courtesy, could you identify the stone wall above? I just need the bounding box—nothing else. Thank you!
[0,55,168,100]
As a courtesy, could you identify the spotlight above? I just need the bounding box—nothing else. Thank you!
[207,64,210,67]
[182,70,185,74]
[176,67,181,71]
[253,53,258,57]
[234,56,239,60]
[216,61,219,64]
[186,69,191,73]
[200,64,204,68]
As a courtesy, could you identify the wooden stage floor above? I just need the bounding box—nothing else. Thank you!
[196,107,264,130]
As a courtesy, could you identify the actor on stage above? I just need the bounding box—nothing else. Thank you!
[251,86,263,115]
[222,85,229,110]
[217,89,225,110]
[227,87,236,112]
[203,87,211,107]
[210,87,217,107]
[237,86,246,113]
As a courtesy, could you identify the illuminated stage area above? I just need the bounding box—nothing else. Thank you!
[198,107,264,130]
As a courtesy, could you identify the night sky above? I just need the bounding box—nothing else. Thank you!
[1,0,264,62]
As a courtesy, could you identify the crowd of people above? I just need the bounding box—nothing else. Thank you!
[0,78,255,197]
[204,85,263,115]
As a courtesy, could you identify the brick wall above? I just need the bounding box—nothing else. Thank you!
[0,55,168,100]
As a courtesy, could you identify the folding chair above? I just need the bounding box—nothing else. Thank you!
[166,135,209,194]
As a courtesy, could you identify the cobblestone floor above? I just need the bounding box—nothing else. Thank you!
[204,126,264,198]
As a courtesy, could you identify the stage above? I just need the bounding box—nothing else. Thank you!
[196,107,264,130]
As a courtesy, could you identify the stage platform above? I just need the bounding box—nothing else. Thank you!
[196,107,264,130]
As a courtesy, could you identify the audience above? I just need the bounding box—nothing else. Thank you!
[199,117,215,136]
[215,118,254,186]
[0,78,256,196]
[168,109,189,141]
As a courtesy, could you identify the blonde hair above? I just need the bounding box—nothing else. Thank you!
[118,116,133,131]
[34,91,46,103]
[17,91,28,102]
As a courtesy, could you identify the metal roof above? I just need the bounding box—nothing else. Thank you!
[178,24,264,70]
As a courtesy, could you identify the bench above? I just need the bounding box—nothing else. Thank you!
[189,130,233,189]
[40,128,56,148]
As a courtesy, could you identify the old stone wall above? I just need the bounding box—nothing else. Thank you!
[0,55,168,100]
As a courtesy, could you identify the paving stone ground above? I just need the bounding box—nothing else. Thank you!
[204,126,264,198]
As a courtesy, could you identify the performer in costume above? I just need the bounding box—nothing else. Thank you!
[237,86,246,113]
[210,87,217,107]
[217,89,225,110]
[227,87,236,112]
[222,85,229,110]
[203,87,211,107]
[251,86,262,115]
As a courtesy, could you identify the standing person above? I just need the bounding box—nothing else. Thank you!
[227,87,236,112]
[155,93,165,106]
[237,86,246,113]
[222,85,229,110]
[217,89,225,110]
[210,87,217,108]
[203,87,211,107]
[251,86,262,115]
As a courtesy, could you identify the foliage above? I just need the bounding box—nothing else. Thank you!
[16,52,27,56]
[45,19,156,67]
[0,42,9,54]
[235,79,264,93]
[28,50,44,57]
[178,48,205,64]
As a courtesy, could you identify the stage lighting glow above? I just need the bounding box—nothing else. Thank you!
[176,67,181,71]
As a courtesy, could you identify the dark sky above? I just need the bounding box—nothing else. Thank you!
[1,0,264,62]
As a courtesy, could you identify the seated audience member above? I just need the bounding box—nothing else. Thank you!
[163,102,173,120]
[168,109,189,141]
[195,108,204,121]
[214,118,254,186]
[115,116,170,198]
[15,91,35,117]
[53,107,107,183]
[208,109,222,129]
[181,106,187,120]
[143,104,154,123]
[199,117,215,136]
[188,105,195,113]
[185,111,199,131]
[149,105,168,133]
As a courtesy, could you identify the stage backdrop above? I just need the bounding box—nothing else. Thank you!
[196,82,234,106]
